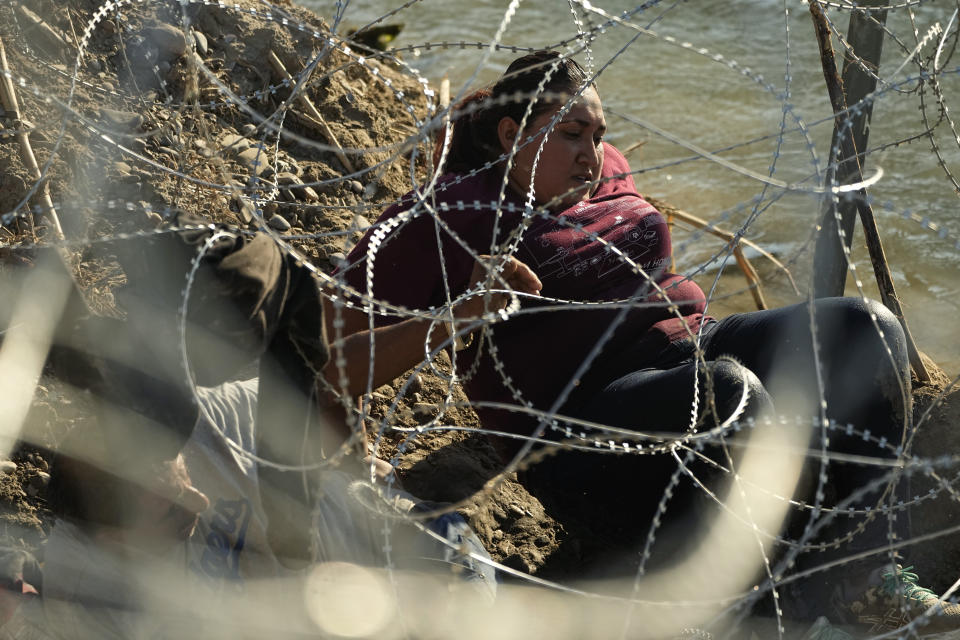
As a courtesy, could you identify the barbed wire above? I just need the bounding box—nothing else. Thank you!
[2,0,960,636]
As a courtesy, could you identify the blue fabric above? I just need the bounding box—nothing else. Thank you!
[411,501,498,602]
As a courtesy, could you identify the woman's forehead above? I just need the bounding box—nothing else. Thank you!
[564,95,605,126]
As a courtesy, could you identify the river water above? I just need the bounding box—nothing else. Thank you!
[303,0,960,374]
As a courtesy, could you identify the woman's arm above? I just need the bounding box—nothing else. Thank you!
[321,255,541,397]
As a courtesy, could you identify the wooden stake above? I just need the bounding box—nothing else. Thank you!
[621,139,647,157]
[439,74,450,109]
[267,51,355,174]
[809,3,929,381]
[0,35,64,241]
[14,5,67,61]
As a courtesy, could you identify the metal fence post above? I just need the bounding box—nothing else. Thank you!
[812,0,890,297]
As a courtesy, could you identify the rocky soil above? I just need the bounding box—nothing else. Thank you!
[0,0,564,577]
[0,0,958,604]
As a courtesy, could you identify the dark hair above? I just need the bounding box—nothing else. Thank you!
[437,50,595,174]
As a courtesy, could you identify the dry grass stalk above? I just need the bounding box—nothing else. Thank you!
[0,35,64,241]
[649,196,799,311]
[267,50,356,174]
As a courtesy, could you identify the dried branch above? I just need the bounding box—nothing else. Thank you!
[14,5,68,60]
[267,51,356,174]
[649,196,800,311]
[809,2,929,382]
[0,35,64,241]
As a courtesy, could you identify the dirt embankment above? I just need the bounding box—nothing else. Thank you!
[0,0,562,575]
[0,0,958,592]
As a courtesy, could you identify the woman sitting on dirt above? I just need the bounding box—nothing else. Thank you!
[327,50,950,630]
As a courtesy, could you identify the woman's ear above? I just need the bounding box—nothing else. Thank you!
[497,116,520,153]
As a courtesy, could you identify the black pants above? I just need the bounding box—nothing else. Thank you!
[523,298,912,580]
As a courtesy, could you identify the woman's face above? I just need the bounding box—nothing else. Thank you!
[498,86,606,208]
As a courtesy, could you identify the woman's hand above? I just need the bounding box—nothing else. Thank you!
[320,254,541,395]
[454,254,542,321]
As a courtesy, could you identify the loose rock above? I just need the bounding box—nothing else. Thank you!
[238,146,270,175]
[348,179,364,194]
[0,461,16,476]
[351,215,371,231]
[406,373,423,394]
[508,504,526,519]
[195,12,220,39]
[145,23,188,58]
[219,133,250,153]
[267,214,291,231]
[412,402,438,420]
[275,171,299,185]
[191,29,209,56]
[99,108,142,129]
[298,185,319,202]
[233,197,256,224]
[275,172,320,202]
